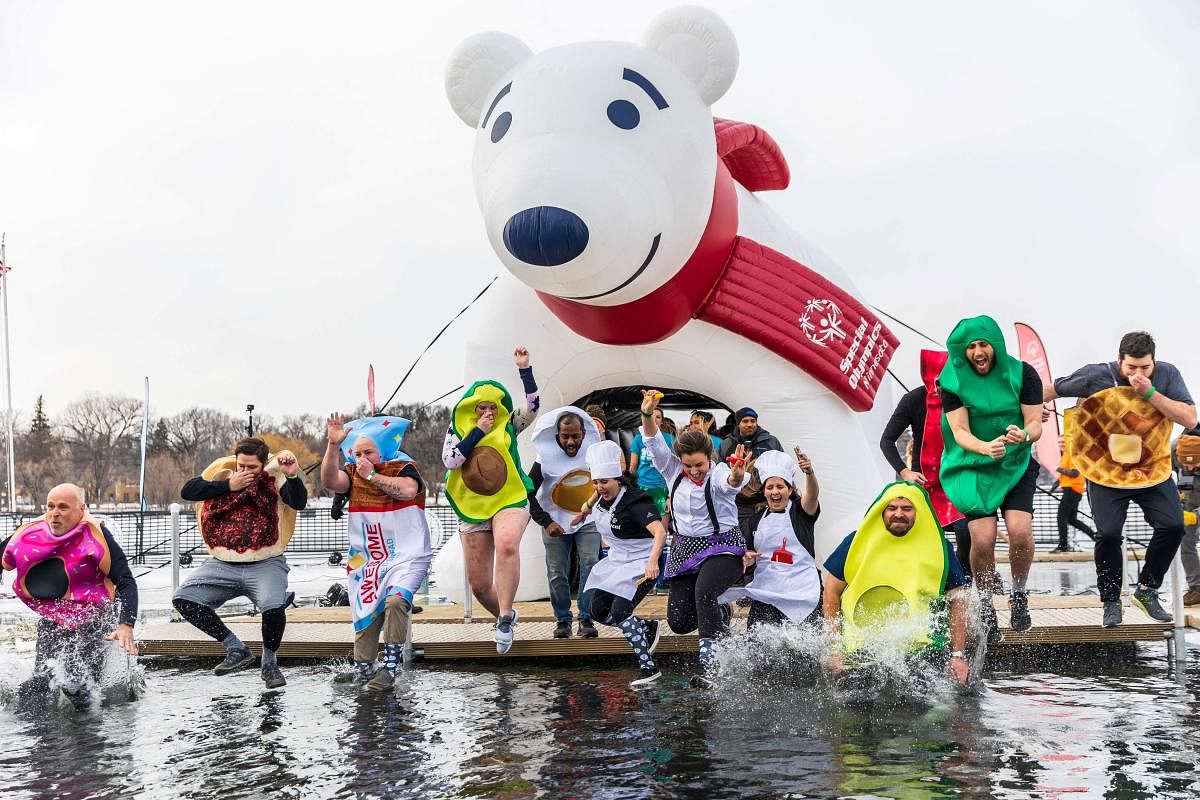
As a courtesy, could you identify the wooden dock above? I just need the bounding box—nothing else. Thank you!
[137,595,1178,660]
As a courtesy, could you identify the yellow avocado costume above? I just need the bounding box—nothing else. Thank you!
[196,453,298,562]
[445,380,534,524]
[840,481,949,653]
[1069,387,1173,489]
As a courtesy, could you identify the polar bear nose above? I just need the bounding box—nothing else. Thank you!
[502,206,590,266]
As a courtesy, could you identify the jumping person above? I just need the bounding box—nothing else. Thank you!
[2,484,139,712]
[822,482,970,688]
[527,407,604,639]
[173,438,306,689]
[1046,331,1196,625]
[938,316,1043,642]
[443,346,539,654]
[579,440,668,686]
[640,389,753,688]
[719,449,822,627]
[321,413,431,690]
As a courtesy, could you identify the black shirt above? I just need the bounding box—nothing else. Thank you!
[940,361,1043,413]
[880,386,927,474]
[181,474,308,510]
[595,483,662,540]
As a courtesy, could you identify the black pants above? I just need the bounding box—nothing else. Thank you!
[174,599,287,652]
[15,610,113,713]
[947,518,972,579]
[1056,488,1095,545]
[667,554,744,639]
[591,554,665,627]
[1087,479,1185,601]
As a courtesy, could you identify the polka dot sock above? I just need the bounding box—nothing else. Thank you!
[619,616,657,672]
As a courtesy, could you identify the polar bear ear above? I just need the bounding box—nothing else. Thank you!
[445,32,533,127]
[642,5,739,106]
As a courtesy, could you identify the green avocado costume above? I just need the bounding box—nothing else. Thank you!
[937,315,1031,516]
[841,481,950,653]
[445,380,534,524]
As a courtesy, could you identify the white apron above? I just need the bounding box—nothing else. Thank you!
[719,504,820,624]
[347,502,432,632]
[583,489,656,601]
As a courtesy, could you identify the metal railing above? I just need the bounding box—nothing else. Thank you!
[0,490,1151,563]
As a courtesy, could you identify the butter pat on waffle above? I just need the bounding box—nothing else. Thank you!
[1069,387,1173,489]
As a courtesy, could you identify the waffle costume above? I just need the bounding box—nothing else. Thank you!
[1069,388,1173,489]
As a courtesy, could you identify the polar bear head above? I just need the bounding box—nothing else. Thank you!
[445,6,738,307]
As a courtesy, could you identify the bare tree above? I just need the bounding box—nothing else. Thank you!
[165,407,244,473]
[142,452,194,508]
[58,393,142,501]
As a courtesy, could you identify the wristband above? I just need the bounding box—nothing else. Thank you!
[640,411,653,418]
[286,473,301,480]
[950,650,967,659]
[1023,429,1030,443]
[1143,386,1156,401]
[581,501,592,512]
[367,470,377,481]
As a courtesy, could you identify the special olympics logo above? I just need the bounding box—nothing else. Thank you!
[798,299,847,348]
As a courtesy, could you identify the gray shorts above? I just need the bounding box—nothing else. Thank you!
[173,555,291,611]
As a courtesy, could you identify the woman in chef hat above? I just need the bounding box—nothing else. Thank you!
[580,440,669,687]
[719,448,822,628]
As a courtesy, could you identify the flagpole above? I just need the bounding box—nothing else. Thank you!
[0,234,15,512]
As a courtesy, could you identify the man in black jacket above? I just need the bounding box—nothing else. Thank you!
[717,407,784,525]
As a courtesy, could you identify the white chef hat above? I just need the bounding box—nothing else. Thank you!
[754,450,796,487]
[585,440,625,480]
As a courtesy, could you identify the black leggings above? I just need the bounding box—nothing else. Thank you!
[174,599,287,652]
[667,554,744,639]
[591,555,664,626]
[948,518,972,579]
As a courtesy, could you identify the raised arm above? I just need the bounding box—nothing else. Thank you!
[508,346,541,433]
[321,413,352,495]
[639,390,681,484]
[795,448,820,517]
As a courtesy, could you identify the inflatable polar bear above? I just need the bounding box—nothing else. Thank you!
[431,5,900,604]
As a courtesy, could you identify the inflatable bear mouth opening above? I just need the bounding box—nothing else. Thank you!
[572,386,732,453]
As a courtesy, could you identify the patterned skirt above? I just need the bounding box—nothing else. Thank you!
[664,528,747,580]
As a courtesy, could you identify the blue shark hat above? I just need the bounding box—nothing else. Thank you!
[341,416,413,464]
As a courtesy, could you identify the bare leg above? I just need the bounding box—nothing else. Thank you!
[1002,509,1034,585]
[459,531,501,617]
[968,516,999,591]
[491,507,530,618]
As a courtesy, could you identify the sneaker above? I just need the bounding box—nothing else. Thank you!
[1009,591,1032,632]
[981,599,1002,645]
[644,619,662,655]
[552,621,572,639]
[1130,588,1172,622]
[578,619,599,639]
[61,687,93,713]
[1049,544,1075,553]
[688,673,714,690]
[260,664,287,689]
[1182,587,1200,607]
[366,669,395,692]
[630,668,662,688]
[495,608,520,654]
[214,648,255,676]
[1102,601,1123,628]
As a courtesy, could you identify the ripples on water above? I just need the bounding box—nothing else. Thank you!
[2,640,1199,799]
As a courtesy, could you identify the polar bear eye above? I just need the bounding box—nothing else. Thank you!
[490,111,513,143]
[607,100,640,130]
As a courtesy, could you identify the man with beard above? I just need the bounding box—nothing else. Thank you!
[1046,331,1196,626]
[527,408,603,638]
[822,482,970,687]
[938,316,1043,643]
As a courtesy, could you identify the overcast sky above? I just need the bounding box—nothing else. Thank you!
[2,1,1197,424]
